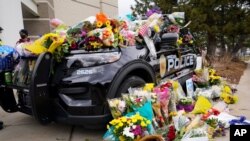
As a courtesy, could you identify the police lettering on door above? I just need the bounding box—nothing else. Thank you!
[167,54,195,72]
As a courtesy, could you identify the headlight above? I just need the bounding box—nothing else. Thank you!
[66,51,121,68]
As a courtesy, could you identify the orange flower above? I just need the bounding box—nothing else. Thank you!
[103,29,111,39]
[96,12,108,23]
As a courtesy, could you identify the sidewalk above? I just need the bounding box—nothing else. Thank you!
[0,61,250,141]
[0,109,104,141]
[216,60,250,141]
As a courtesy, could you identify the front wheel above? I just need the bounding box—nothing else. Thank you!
[115,76,146,97]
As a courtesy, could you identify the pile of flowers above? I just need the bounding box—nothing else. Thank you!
[220,85,238,104]
[104,66,244,141]
[106,113,151,141]
[17,9,195,63]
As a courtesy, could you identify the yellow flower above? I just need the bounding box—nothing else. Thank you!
[169,111,177,117]
[96,21,103,28]
[153,25,160,33]
[177,38,183,45]
[105,20,111,26]
[132,118,137,123]
[146,120,151,125]
[224,85,232,94]
[121,117,127,123]
[143,83,154,91]
[118,122,123,127]
[141,121,146,127]
[209,69,216,76]
[110,119,119,125]
[189,40,194,44]
[107,125,110,129]
[233,95,238,103]
[127,119,131,124]
[172,81,179,90]
[90,42,102,48]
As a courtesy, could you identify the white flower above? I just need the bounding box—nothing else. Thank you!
[118,101,126,112]
[108,100,115,107]
[123,127,134,139]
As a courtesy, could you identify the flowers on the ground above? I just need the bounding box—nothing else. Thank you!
[209,69,221,85]
[108,113,151,140]
[220,92,238,104]
[220,85,238,104]
[177,98,194,112]
[108,98,126,118]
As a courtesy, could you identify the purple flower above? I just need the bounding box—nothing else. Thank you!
[132,125,143,136]
[146,7,162,17]
[176,104,194,112]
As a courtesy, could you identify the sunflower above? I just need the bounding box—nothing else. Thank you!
[105,20,111,27]
[96,21,103,28]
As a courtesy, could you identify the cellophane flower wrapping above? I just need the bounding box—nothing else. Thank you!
[153,87,171,120]
[176,97,194,112]
[181,126,209,141]
[191,96,212,114]
[103,113,152,141]
[107,98,126,119]
[173,110,190,131]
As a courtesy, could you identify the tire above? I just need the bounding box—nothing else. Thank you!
[115,76,146,97]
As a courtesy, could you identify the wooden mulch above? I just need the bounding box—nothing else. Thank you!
[211,58,247,84]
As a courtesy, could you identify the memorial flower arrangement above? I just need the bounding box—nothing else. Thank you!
[176,97,194,112]
[108,98,126,118]
[106,113,151,141]
[209,68,221,85]
[220,85,238,104]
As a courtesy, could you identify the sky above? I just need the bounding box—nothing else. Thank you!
[118,0,135,18]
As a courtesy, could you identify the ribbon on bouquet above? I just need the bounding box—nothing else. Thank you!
[229,116,250,125]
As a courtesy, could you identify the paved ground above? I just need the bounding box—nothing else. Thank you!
[0,61,250,141]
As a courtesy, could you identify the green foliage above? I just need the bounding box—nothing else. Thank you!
[131,0,154,18]
[153,0,250,55]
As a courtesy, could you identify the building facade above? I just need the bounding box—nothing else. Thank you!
[0,0,118,46]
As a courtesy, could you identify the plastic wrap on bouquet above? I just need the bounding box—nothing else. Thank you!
[168,90,177,113]
[107,98,126,118]
[16,43,34,57]
[25,33,64,55]
[12,59,36,87]
[182,123,209,141]
[191,96,212,114]
[0,45,19,71]
[104,113,153,141]
[143,36,157,59]
[153,87,170,119]
[173,110,190,131]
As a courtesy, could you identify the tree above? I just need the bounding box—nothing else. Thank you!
[131,0,155,18]
[154,0,250,56]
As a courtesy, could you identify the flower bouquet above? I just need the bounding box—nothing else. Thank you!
[191,96,212,114]
[155,124,176,141]
[181,126,209,141]
[205,118,226,138]
[107,98,126,118]
[209,69,221,85]
[104,113,152,141]
[122,92,155,128]
[153,87,171,120]
[220,92,238,104]
[192,75,209,88]
[176,97,194,112]
[172,110,190,132]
